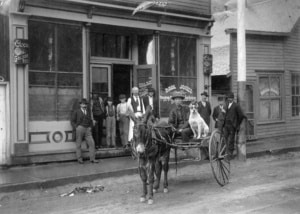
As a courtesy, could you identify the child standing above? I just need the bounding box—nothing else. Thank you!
[116,94,130,148]
[106,97,116,148]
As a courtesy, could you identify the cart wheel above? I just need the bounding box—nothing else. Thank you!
[209,129,230,186]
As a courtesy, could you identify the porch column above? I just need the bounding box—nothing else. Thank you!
[11,13,30,155]
[0,83,10,165]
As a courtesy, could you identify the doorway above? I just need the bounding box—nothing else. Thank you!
[112,64,132,103]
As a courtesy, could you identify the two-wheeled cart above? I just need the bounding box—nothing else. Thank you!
[172,129,230,186]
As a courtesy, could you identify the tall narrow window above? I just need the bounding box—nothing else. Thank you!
[291,73,300,117]
[159,35,196,117]
[28,20,82,121]
[258,73,282,121]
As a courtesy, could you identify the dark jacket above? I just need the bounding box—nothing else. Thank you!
[224,102,246,130]
[197,101,212,126]
[143,95,159,118]
[71,108,93,129]
[212,105,225,129]
[168,104,189,129]
[130,96,144,113]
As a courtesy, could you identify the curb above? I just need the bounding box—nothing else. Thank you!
[1,147,300,193]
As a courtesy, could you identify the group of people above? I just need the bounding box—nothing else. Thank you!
[71,87,245,164]
[70,87,158,164]
[168,90,246,159]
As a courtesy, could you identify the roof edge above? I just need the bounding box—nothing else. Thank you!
[225,28,290,37]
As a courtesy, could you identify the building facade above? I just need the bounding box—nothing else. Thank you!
[0,0,213,165]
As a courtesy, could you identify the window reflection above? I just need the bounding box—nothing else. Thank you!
[138,35,154,64]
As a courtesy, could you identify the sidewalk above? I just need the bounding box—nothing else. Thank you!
[1,134,300,193]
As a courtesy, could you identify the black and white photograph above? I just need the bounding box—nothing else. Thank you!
[0,0,300,213]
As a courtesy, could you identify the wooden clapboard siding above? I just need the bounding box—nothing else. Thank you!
[284,19,300,71]
[0,14,9,81]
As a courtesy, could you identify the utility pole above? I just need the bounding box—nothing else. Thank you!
[237,0,247,161]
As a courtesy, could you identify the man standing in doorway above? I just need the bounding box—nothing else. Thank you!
[71,98,99,164]
[223,92,246,159]
[127,87,145,142]
[91,92,105,149]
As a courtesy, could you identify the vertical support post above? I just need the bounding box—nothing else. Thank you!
[237,0,247,161]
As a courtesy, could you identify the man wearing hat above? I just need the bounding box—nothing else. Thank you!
[117,94,130,148]
[168,91,192,142]
[143,87,159,119]
[71,98,98,164]
[197,91,212,127]
[127,87,145,142]
[90,91,105,149]
[223,92,246,158]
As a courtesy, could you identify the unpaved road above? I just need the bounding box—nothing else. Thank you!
[1,152,300,214]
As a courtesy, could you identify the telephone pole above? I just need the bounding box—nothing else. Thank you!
[237,0,247,161]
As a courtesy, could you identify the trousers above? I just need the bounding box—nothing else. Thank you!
[75,125,95,161]
[106,116,116,147]
[118,115,129,146]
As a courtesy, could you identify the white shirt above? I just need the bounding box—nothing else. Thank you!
[201,101,206,107]
[117,102,128,115]
[149,96,153,109]
[228,102,233,109]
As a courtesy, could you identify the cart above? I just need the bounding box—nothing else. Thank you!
[171,129,230,186]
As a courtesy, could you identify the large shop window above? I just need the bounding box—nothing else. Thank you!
[258,73,283,122]
[28,20,82,121]
[291,73,300,118]
[159,35,196,117]
[90,32,129,58]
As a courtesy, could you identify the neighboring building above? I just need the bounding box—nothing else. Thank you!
[0,0,213,165]
[211,0,300,140]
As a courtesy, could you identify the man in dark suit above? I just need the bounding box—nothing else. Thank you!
[212,96,226,130]
[168,91,192,142]
[143,87,159,119]
[198,91,212,126]
[223,92,246,158]
[71,98,99,164]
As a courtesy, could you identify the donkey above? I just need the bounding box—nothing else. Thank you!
[130,107,174,205]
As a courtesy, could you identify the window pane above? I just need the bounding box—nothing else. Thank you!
[259,76,269,97]
[138,35,154,64]
[90,32,129,58]
[160,77,177,117]
[57,87,82,120]
[56,24,82,72]
[91,67,108,98]
[29,72,55,86]
[29,87,56,121]
[179,37,196,76]
[270,76,280,96]
[270,99,280,119]
[29,21,53,71]
[160,36,178,76]
[259,100,269,120]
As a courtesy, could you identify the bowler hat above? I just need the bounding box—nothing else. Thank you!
[227,92,234,98]
[79,98,89,104]
[171,91,185,100]
[119,94,126,100]
[201,91,209,97]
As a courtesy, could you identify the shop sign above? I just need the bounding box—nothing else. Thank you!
[14,39,29,65]
[160,84,196,102]
[203,54,213,75]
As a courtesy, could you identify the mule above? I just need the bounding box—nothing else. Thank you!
[131,109,174,205]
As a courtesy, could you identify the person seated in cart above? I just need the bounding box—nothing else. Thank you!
[168,91,193,143]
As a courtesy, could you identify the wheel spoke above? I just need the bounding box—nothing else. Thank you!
[219,162,229,181]
[220,161,230,174]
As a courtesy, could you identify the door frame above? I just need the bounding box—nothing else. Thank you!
[89,64,112,98]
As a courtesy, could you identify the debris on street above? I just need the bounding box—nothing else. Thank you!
[60,185,104,197]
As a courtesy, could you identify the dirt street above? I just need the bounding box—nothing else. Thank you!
[1,152,300,214]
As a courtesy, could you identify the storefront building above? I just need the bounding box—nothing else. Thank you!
[0,0,213,165]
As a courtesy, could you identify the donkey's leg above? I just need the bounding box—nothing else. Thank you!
[162,152,170,193]
[153,159,162,192]
[139,158,147,202]
[147,158,156,205]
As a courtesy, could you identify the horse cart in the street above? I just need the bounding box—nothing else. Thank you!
[171,129,230,186]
